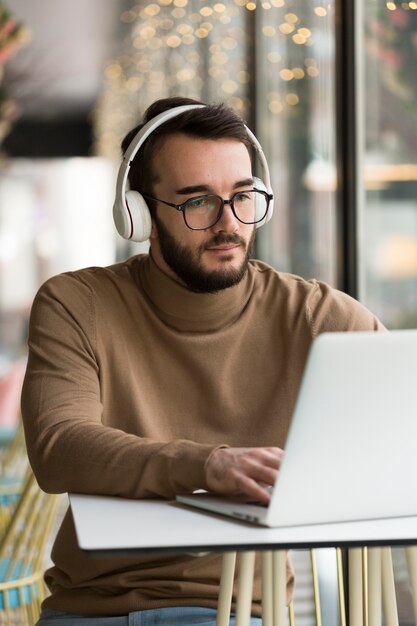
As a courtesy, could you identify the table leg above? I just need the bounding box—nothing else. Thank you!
[336,548,347,626]
[381,547,399,626]
[405,546,417,624]
[362,547,369,626]
[288,600,295,626]
[310,549,322,626]
[217,552,237,626]
[368,548,382,626]
[272,550,287,626]
[348,548,363,626]
[235,551,256,626]
[261,551,274,626]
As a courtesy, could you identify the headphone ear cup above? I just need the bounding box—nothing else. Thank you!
[113,198,132,240]
[253,177,273,228]
[124,191,153,243]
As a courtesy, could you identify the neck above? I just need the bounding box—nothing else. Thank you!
[149,241,182,284]
[137,253,255,333]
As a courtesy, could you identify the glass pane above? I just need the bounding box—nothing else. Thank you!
[361,2,417,329]
[95,2,338,287]
[362,5,417,620]
[95,3,250,158]
[0,158,116,361]
[255,1,337,286]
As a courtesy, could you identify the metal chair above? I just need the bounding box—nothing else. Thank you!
[216,545,417,626]
[216,548,347,626]
[0,424,29,535]
[0,469,59,626]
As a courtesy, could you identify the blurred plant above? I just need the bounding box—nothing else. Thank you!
[366,4,417,104]
[365,3,417,160]
[0,4,29,144]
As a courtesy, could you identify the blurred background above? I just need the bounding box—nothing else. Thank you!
[1,0,416,365]
[0,0,416,623]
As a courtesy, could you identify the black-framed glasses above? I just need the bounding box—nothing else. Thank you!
[142,188,273,231]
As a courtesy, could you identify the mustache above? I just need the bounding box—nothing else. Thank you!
[203,233,245,249]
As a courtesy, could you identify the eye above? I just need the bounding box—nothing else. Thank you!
[186,196,209,210]
[234,191,252,203]
[185,195,220,214]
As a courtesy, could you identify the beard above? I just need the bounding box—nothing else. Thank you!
[153,215,256,294]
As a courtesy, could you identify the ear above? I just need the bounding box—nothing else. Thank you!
[150,218,159,240]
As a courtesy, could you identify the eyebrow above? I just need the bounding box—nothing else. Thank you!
[175,178,254,196]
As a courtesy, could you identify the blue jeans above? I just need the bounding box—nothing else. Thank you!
[37,607,262,625]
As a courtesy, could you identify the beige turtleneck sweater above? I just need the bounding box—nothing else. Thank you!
[21,254,384,617]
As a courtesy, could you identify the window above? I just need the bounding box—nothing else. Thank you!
[255,2,337,286]
[0,158,115,359]
[361,2,417,328]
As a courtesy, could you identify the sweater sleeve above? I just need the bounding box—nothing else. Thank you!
[21,274,220,500]
[305,280,386,336]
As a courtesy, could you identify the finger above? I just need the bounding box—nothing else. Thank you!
[238,454,279,483]
[246,464,278,488]
[266,446,285,462]
[235,475,273,506]
[247,448,284,468]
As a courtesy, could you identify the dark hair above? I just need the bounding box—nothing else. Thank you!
[121,96,251,216]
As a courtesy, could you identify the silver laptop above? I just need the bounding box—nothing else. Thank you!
[177,329,417,527]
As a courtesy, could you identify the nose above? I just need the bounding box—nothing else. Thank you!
[211,200,239,234]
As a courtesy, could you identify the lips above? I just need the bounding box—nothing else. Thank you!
[204,236,244,252]
[207,244,241,252]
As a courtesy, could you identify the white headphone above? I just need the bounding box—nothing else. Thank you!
[113,104,274,242]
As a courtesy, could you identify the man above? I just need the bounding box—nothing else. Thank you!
[22,96,384,626]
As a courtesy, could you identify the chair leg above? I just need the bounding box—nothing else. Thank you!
[235,551,256,626]
[405,546,417,625]
[272,550,287,626]
[362,547,369,626]
[310,549,323,626]
[261,551,273,626]
[348,547,364,626]
[336,548,347,626]
[216,552,237,626]
[381,547,399,626]
[288,600,295,626]
[367,548,382,626]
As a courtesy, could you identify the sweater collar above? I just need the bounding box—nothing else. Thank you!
[137,253,254,332]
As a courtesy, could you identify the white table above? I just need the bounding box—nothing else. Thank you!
[69,494,417,626]
[70,494,417,554]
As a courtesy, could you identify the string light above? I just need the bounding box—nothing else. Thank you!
[384,1,417,9]
[269,100,283,113]
[280,69,294,80]
[279,23,295,34]
[292,67,305,79]
[286,93,299,105]
[267,51,281,63]
[93,0,325,156]
[306,66,319,77]
[285,13,299,23]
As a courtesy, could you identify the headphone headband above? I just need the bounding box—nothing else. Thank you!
[123,104,206,165]
[113,103,273,242]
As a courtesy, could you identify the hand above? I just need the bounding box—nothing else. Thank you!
[205,446,284,506]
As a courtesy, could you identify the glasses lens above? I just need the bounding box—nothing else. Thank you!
[182,190,270,229]
[232,190,268,224]
[184,195,222,229]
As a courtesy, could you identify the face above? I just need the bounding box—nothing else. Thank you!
[149,133,256,293]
